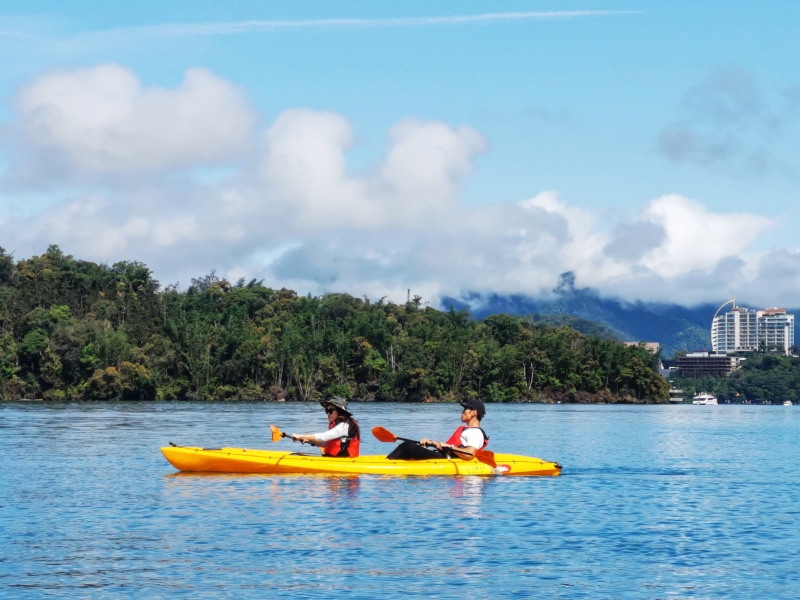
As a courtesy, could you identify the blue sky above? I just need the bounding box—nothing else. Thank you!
[0,1,798,305]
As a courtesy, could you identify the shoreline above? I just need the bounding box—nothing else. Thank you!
[1,397,677,405]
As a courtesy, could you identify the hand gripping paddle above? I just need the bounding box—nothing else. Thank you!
[372,426,497,468]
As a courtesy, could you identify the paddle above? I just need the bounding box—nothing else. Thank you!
[270,424,288,442]
[372,426,497,468]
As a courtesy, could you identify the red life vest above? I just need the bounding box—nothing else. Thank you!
[445,425,489,449]
[323,420,360,458]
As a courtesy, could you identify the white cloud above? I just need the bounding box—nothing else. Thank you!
[583,194,778,303]
[260,109,372,228]
[8,195,202,258]
[14,64,254,173]
[637,194,772,277]
[520,191,620,285]
[260,110,486,229]
[641,194,773,277]
[0,64,793,306]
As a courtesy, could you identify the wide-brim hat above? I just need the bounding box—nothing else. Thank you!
[320,396,350,414]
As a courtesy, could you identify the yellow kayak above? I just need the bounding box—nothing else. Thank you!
[161,445,561,476]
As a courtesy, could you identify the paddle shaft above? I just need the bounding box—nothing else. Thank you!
[272,427,327,452]
[394,435,421,444]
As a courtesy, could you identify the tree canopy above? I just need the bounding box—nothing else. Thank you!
[0,246,668,402]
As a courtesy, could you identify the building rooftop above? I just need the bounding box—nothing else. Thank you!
[624,342,660,353]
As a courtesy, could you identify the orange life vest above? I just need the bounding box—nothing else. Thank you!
[323,420,360,458]
[446,425,489,449]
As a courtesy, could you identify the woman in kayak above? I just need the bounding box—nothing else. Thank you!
[387,399,489,460]
[291,396,361,458]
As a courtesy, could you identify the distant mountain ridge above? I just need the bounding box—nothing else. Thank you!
[442,273,798,358]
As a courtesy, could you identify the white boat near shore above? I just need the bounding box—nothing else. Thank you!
[692,393,718,405]
[784,401,793,406]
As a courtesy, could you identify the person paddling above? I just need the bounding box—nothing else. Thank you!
[291,397,361,458]
[387,399,489,460]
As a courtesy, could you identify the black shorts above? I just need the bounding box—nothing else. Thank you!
[386,440,447,461]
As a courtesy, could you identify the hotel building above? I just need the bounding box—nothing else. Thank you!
[711,298,795,355]
[676,352,743,377]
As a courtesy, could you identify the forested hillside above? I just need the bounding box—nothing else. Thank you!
[0,246,668,402]
[443,272,717,357]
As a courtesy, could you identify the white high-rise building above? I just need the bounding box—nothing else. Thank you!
[711,298,795,355]
[759,308,795,354]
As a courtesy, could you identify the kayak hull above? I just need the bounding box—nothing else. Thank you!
[161,446,561,477]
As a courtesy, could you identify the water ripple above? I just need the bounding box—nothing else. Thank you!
[1,403,799,598]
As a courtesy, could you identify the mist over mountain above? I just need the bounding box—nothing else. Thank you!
[442,273,761,358]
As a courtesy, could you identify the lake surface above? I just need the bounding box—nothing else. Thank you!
[1,402,799,598]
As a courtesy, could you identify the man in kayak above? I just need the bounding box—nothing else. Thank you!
[387,399,488,460]
[290,396,361,458]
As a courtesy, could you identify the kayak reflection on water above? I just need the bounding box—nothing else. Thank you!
[450,476,486,517]
[387,399,490,461]
[289,397,362,458]
[326,476,360,502]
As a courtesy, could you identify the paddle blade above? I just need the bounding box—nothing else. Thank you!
[270,425,284,442]
[475,449,497,468]
[372,426,398,443]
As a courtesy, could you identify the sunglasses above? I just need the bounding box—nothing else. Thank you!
[325,407,337,414]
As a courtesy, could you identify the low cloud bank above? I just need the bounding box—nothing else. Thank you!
[0,64,793,307]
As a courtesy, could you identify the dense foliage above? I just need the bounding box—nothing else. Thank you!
[671,354,800,404]
[0,246,668,402]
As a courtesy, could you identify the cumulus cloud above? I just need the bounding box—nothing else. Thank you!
[5,195,201,258]
[592,196,775,302]
[260,110,486,229]
[13,64,253,174]
[636,195,772,277]
[604,220,665,262]
[0,64,793,306]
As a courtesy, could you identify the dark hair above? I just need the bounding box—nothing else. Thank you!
[336,413,360,440]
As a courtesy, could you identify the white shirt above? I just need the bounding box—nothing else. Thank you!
[460,427,485,449]
[312,422,350,443]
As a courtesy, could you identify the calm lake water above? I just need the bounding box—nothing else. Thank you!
[1,402,799,598]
